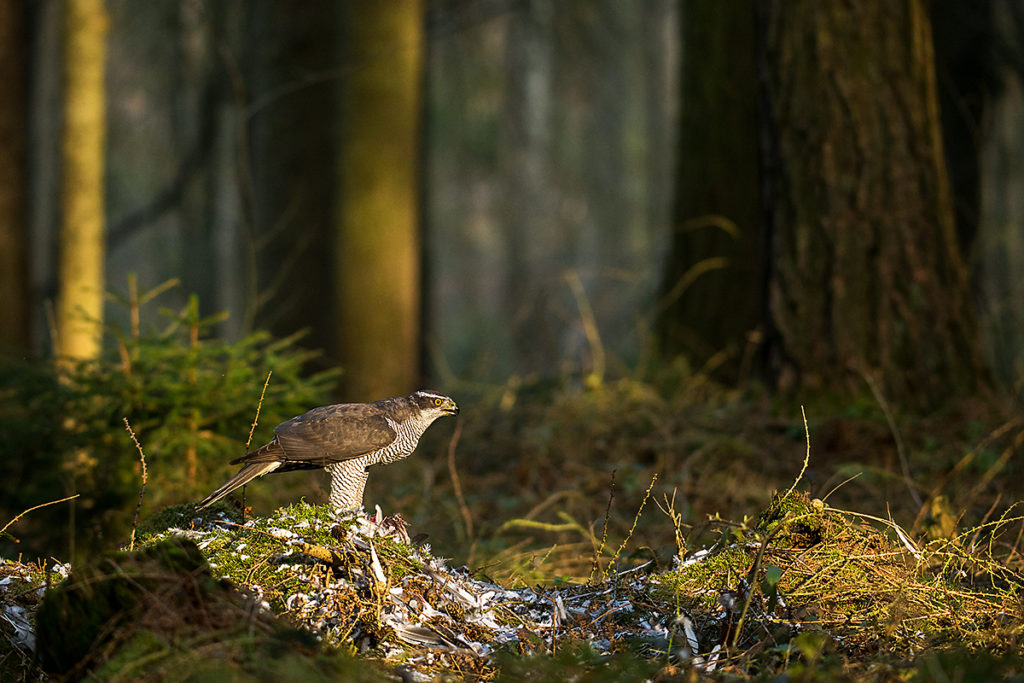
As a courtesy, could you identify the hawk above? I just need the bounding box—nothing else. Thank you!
[197,390,459,513]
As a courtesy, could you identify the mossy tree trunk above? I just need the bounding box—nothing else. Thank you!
[335,0,424,399]
[57,0,108,362]
[0,0,29,351]
[759,0,981,406]
[657,1,764,377]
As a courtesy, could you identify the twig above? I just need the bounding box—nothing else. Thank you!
[247,371,273,449]
[731,562,761,649]
[784,406,811,500]
[498,514,588,535]
[858,369,922,509]
[447,421,473,540]
[924,417,1023,502]
[609,473,659,577]
[731,513,805,649]
[1011,515,1024,565]
[0,494,81,540]
[565,270,605,386]
[655,488,687,561]
[124,418,149,551]
[242,372,273,520]
[966,428,1024,507]
[821,471,863,503]
[588,469,616,585]
[829,506,921,558]
[967,494,1003,554]
[886,503,922,561]
[520,490,576,522]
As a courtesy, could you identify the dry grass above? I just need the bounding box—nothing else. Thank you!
[345,375,1022,596]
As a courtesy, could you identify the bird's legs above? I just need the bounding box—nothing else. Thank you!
[327,460,369,514]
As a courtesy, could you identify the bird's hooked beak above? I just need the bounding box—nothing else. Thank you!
[443,399,459,416]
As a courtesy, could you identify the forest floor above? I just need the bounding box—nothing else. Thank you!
[3,372,1024,680]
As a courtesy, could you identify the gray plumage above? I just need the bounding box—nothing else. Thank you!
[197,390,459,512]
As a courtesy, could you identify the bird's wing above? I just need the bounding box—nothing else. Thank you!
[269,403,397,466]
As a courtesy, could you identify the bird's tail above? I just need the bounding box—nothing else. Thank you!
[197,461,281,509]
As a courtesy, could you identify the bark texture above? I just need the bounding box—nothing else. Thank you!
[760,0,981,405]
[0,0,29,350]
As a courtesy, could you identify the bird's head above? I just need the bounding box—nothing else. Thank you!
[411,390,459,417]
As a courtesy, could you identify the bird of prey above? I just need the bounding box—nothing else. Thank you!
[198,390,459,513]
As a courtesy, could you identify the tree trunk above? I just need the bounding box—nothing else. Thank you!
[335,0,424,399]
[930,1,1001,257]
[57,0,108,362]
[247,1,339,344]
[978,2,1024,390]
[759,0,981,406]
[657,1,763,377]
[0,0,29,351]
[500,0,556,377]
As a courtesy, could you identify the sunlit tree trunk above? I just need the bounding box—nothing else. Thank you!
[57,0,108,362]
[335,0,424,399]
[759,0,982,406]
[0,0,29,351]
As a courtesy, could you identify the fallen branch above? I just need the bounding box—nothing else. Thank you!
[0,494,81,541]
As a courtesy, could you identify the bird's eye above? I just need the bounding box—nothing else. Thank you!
[434,398,443,406]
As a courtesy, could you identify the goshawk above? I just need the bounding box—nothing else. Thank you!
[198,390,459,512]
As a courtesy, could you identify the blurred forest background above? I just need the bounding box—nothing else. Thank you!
[3,0,1024,571]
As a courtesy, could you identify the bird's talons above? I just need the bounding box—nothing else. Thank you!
[378,512,411,544]
[330,506,364,522]
[333,505,413,548]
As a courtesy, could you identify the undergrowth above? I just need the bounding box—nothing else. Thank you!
[368,372,1024,595]
[3,311,1024,679]
[6,491,1023,681]
[0,277,338,562]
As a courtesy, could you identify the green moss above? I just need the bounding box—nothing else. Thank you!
[143,503,428,613]
[678,546,749,585]
[135,501,248,542]
[756,491,826,548]
[649,545,752,610]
